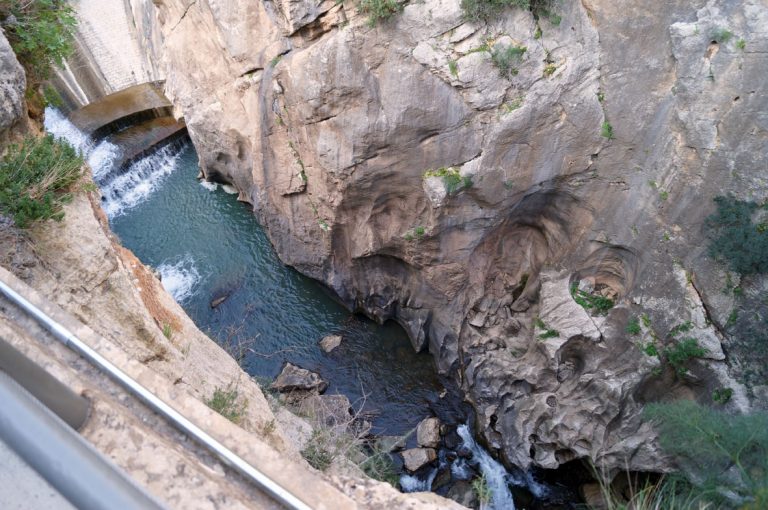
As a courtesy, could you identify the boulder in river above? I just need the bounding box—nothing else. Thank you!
[318,334,342,353]
[270,363,328,394]
[416,417,441,448]
[210,294,228,308]
[401,447,437,472]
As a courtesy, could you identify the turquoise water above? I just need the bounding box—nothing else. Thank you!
[109,143,443,435]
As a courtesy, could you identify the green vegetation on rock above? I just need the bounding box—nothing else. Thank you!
[490,44,527,77]
[644,401,768,509]
[662,337,707,376]
[705,195,768,275]
[0,0,77,85]
[534,317,559,339]
[626,316,642,335]
[424,166,472,194]
[358,0,402,26]
[460,0,558,23]
[601,121,614,139]
[206,386,248,424]
[0,134,83,228]
[570,282,614,315]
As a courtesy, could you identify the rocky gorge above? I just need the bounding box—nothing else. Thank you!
[4,0,768,507]
[116,0,768,477]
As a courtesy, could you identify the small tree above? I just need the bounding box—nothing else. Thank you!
[645,401,768,508]
[705,195,768,275]
[1,0,77,86]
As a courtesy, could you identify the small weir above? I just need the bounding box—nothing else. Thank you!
[45,98,581,507]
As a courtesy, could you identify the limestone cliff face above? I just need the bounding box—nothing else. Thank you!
[0,30,26,140]
[134,0,767,474]
[1,27,463,507]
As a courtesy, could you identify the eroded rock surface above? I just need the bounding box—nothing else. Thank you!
[0,30,25,136]
[98,0,768,476]
[271,362,329,394]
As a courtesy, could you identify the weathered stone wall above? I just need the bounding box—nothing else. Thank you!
[54,0,163,108]
[0,30,26,140]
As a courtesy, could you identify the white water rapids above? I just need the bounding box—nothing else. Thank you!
[399,423,554,509]
[43,107,200,302]
[43,107,185,219]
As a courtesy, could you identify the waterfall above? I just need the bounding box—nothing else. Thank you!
[43,107,185,219]
[98,143,184,217]
[456,424,517,510]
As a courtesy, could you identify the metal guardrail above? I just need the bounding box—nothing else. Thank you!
[0,337,90,430]
[0,279,313,510]
[0,371,166,510]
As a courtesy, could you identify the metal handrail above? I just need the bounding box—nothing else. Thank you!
[0,279,313,510]
[0,371,166,510]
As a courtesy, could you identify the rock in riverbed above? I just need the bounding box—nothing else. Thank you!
[401,447,437,472]
[318,334,342,353]
[270,363,328,394]
[416,417,441,448]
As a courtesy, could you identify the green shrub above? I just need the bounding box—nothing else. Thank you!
[42,84,64,109]
[710,27,733,43]
[490,44,527,77]
[424,167,471,195]
[534,316,559,339]
[414,225,425,237]
[358,0,401,26]
[472,474,493,506]
[601,121,614,139]
[448,59,458,77]
[0,0,77,85]
[0,134,83,228]
[662,338,707,376]
[645,401,768,508]
[206,386,248,424]
[570,282,614,315]
[358,446,398,485]
[737,38,746,50]
[668,321,693,338]
[642,342,659,357]
[712,387,733,404]
[626,316,642,335]
[705,195,768,275]
[460,0,556,22]
[460,0,528,21]
[301,430,334,471]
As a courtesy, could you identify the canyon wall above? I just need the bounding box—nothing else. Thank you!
[0,28,461,507]
[96,0,767,474]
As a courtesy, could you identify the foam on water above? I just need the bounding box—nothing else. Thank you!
[157,256,201,303]
[100,143,184,218]
[400,466,439,493]
[456,424,517,510]
[450,458,474,480]
[44,107,91,153]
[199,180,218,191]
[86,141,122,180]
[44,107,184,218]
